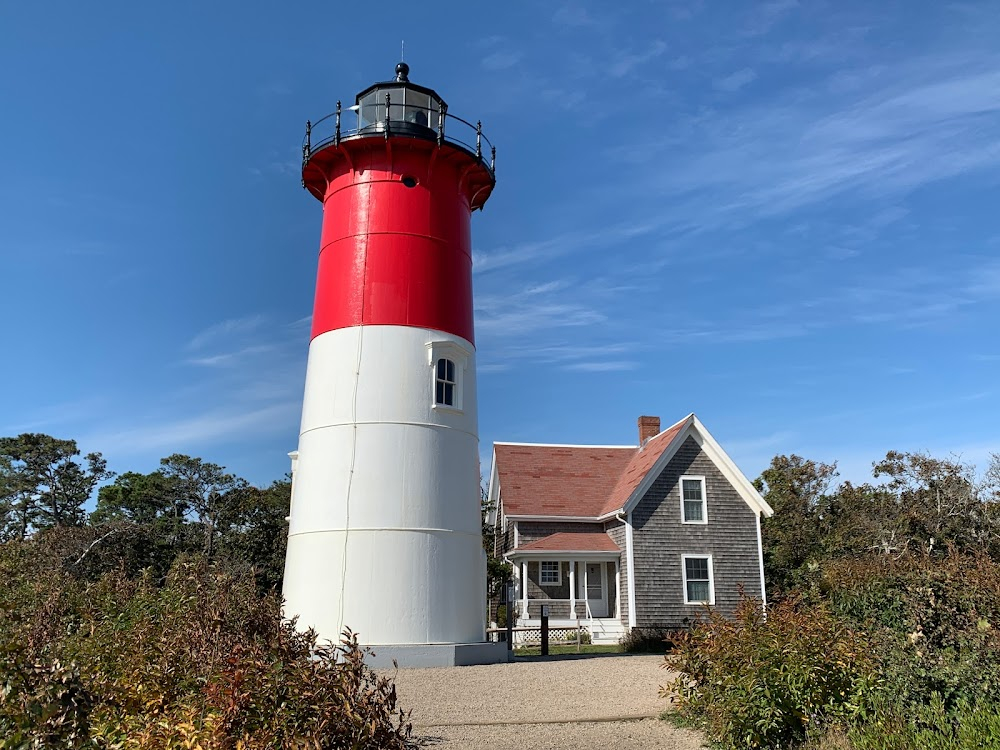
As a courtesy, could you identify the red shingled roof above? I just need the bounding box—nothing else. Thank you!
[493,444,635,517]
[600,420,686,516]
[517,531,620,552]
[494,417,690,519]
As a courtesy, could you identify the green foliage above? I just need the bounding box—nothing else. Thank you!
[663,597,880,750]
[215,479,291,593]
[620,626,673,653]
[756,455,838,594]
[0,534,414,749]
[91,470,178,526]
[846,696,1000,750]
[0,434,112,540]
[670,449,1000,750]
[822,553,1000,711]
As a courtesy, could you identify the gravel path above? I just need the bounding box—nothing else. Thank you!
[386,654,706,749]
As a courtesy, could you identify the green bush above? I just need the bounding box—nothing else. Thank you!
[845,696,1000,750]
[0,537,414,749]
[822,553,1000,711]
[663,596,880,749]
[620,627,673,653]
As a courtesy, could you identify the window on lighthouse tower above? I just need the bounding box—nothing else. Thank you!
[436,358,456,406]
[427,340,467,412]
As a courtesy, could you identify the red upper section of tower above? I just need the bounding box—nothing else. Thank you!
[300,66,495,345]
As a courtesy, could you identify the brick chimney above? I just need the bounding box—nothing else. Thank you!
[638,415,661,446]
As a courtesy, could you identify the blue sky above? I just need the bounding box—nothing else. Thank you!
[2,0,999,493]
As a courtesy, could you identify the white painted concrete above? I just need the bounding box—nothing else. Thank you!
[283,325,485,647]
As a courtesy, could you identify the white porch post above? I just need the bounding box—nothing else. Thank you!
[583,563,591,619]
[614,559,621,619]
[521,560,529,620]
[568,560,576,619]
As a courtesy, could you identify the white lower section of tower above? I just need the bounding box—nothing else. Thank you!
[283,325,487,647]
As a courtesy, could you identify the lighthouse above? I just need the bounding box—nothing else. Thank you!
[283,63,506,666]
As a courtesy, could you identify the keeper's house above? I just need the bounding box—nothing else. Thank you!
[486,414,773,643]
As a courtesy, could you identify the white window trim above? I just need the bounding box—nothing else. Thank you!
[680,475,708,525]
[681,553,715,605]
[539,560,562,586]
[426,341,468,413]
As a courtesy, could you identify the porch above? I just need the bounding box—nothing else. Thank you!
[510,557,622,631]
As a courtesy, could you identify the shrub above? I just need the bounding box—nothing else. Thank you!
[662,596,880,750]
[845,696,1000,750]
[0,539,415,749]
[822,553,1000,710]
[620,627,673,653]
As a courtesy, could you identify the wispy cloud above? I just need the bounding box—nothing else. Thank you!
[84,402,300,456]
[623,53,1000,226]
[741,0,799,37]
[476,285,606,337]
[186,344,277,368]
[714,67,757,92]
[564,360,638,372]
[482,50,522,71]
[608,40,667,78]
[188,315,267,350]
[553,3,598,28]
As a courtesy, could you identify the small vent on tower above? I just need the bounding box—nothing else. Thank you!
[401,175,418,188]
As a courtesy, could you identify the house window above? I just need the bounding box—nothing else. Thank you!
[680,476,707,524]
[435,358,456,406]
[682,555,714,604]
[540,561,561,586]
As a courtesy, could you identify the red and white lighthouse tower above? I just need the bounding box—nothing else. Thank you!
[283,63,505,666]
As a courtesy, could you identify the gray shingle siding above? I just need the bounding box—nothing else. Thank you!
[604,520,628,625]
[631,436,762,629]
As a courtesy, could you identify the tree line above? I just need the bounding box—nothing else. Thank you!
[0,432,290,593]
[758,449,1000,593]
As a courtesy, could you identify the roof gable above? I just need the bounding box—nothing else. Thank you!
[620,416,773,518]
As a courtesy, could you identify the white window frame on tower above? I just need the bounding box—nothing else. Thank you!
[680,475,708,524]
[435,357,457,406]
[426,341,469,413]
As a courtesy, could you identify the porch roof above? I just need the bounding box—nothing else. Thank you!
[514,531,620,554]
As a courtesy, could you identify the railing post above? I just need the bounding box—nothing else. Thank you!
[505,580,514,652]
[437,101,445,146]
[334,101,341,146]
[541,605,549,657]
[384,92,391,140]
[302,120,311,187]
[476,120,482,160]
[491,145,496,172]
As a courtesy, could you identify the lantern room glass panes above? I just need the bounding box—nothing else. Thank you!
[357,86,442,132]
[435,358,456,406]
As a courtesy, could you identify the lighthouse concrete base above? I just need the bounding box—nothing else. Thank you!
[365,641,511,669]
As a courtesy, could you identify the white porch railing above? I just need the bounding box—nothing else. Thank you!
[516,598,592,620]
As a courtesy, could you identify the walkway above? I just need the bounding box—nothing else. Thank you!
[387,653,707,749]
